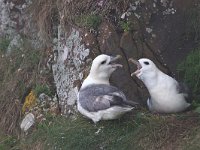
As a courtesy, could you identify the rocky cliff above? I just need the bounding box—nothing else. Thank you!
[0,0,199,134]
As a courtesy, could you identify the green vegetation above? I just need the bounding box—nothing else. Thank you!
[34,84,52,97]
[0,39,43,135]
[25,114,141,150]
[2,111,197,150]
[23,49,40,67]
[177,47,200,105]
[75,14,102,29]
[0,38,40,75]
[0,133,18,150]
[183,127,200,150]
[11,49,39,74]
[0,37,10,53]
[119,20,133,32]
[185,6,200,41]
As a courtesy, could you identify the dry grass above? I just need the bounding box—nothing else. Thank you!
[0,54,21,135]
[20,141,45,150]
[29,0,132,43]
[0,60,36,135]
[0,88,21,135]
[28,0,58,45]
[0,41,52,135]
[136,113,200,150]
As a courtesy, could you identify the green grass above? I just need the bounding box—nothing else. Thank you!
[0,47,41,100]
[14,111,200,150]
[177,47,200,104]
[75,14,102,29]
[0,42,41,76]
[0,39,44,136]
[34,84,52,97]
[0,37,10,53]
[21,114,141,150]
[119,21,133,32]
[0,132,18,150]
[184,6,200,41]
[17,111,151,150]
[183,128,200,150]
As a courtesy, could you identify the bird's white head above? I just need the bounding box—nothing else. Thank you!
[129,58,159,83]
[81,54,122,88]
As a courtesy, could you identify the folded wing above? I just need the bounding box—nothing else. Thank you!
[79,84,136,112]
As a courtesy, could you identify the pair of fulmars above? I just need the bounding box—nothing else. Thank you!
[78,54,191,123]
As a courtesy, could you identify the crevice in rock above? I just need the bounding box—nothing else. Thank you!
[95,31,103,54]
[132,38,140,58]
[119,47,142,88]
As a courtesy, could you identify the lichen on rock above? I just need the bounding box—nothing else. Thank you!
[52,26,90,115]
[22,91,37,113]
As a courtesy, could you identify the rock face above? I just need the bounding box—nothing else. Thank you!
[0,0,43,51]
[42,0,200,115]
[0,0,199,116]
[52,27,90,115]
[97,22,142,102]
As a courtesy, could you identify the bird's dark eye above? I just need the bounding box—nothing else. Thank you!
[101,60,106,65]
[144,61,149,65]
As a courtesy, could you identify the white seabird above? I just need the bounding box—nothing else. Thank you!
[129,58,191,113]
[78,54,136,123]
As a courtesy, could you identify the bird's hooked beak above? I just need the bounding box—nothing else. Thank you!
[129,58,142,76]
[109,55,123,68]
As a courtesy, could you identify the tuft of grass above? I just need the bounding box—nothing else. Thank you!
[119,20,133,32]
[177,47,200,104]
[75,14,102,29]
[34,84,52,97]
[0,133,18,150]
[6,48,40,74]
[25,50,40,66]
[182,127,200,150]
[0,37,10,53]
[184,6,200,41]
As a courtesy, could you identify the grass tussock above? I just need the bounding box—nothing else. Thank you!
[34,84,53,97]
[177,47,200,105]
[184,4,200,41]
[0,37,10,53]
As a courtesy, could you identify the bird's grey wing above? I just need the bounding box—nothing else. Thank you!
[79,85,122,111]
[176,82,193,103]
[107,92,138,106]
[93,94,127,111]
[92,85,137,108]
[80,84,136,112]
[92,95,111,111]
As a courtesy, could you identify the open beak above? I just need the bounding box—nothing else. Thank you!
[109,55,123,68]
[129,58,142,76]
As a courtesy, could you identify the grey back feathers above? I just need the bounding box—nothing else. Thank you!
[79,84,135,112]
